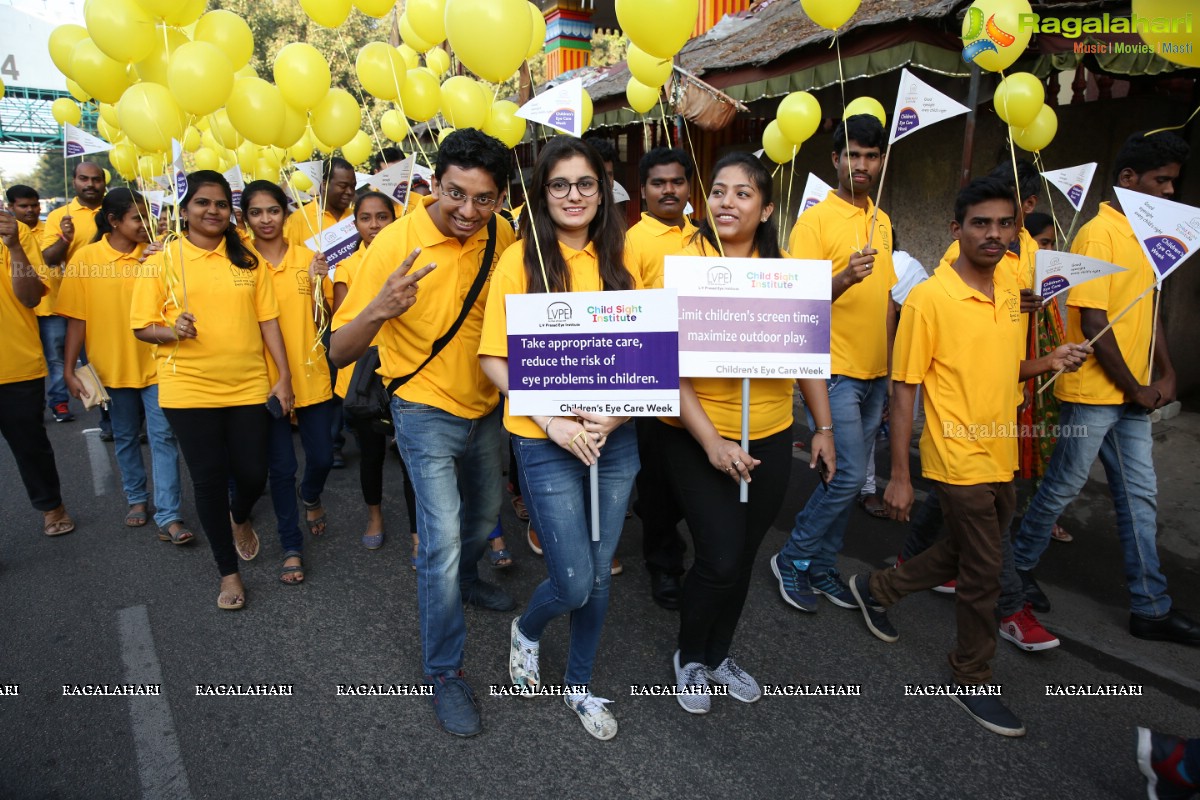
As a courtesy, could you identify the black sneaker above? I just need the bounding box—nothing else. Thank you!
[949,687,1026,737]
[849,573,898,642]
[427,672,482,737]
[99,430,114,442]
[1017,569,1051,613]
[461,579,517,612]
[331,448,346,469]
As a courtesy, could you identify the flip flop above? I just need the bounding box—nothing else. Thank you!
[234,525,260,561]
[125,505,149,527]
[280,551,305,585]
[217,588,245,610]
[1050,524,1074,543]
[157,521,195,546]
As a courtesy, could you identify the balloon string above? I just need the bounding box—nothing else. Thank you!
[1144,104,1200,136]
[783,151,796,254]
[513,160,550,292]
[681,117,723,258]
[1032,151,1069,251]
[387,69,434,171]
[334,31,387,163]
[834,32,860,253]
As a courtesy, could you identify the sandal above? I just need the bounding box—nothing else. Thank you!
[489,540,514,570]
[125,504,149,528]
[157,520,195,546]
[857,494,889,519]
[298,487,327,536]
[1050,524,1074,543]
[280,551,305,585]
[217,575,245,610]
[511,495,529,522]
[231,516,260,561]
[42,507,76,537]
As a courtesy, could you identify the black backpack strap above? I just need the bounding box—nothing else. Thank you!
[384,215,499,395]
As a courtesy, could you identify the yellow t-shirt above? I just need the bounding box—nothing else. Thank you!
[42,198,101,265]
[331,247,367,399]
[283,201,352,248]
[893,263,1026,485]
[16,221,58,318]
[129,237,281,409]
[258,243,333,408]
[1055,202,1156,405]
[0,237,47,384]
[480,239,644,440]
[789,192,897,379]
[624,213,698,290]
[55,238,158,389]
[333,196,514,418]
[653,236,795,441]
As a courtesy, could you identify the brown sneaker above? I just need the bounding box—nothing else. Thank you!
[610,557,623,576]
[527,524,542,556]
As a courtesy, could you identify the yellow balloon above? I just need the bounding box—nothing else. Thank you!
[98,103,119,127]
[182,126,202,152]
[582,89,593,133]
[97,116,122,143]
[49,25,89,77]
[138,155,160,183]
[483,100,526,148]
[313,132,335,156]
[993,72,1043,128]
[117,82,185,153]
[289,133,314,163]
[194,10,254,71]
[210,109,244,149]
[275,105,308,149]
[132,0,185,18]
[301,0,352,28]
[218,151,236,172]
[275,43,332,111]
[438,127,456,145]
[1134,0,1200,67]
[67,79,92,103]
[356,42,407,101]
[103,168,112,185]
[311,88,361,149]
[134,26,188,85]
[85,0,157,64]
[627,44,673,88]
[960,0,1033,73]
[52,98,82,126]
[193,146,220,171]
[256,157,282,184]
[162,0,206,27]
[381,109,411,142]
[236,140,258,173]
[843,96,886,126]
[763,121,798,164]
[111,141,138,177]
[397,44,420,71]
[407,0,447,44]
[289,171,314,194]
[799,0,861,31]
[626,78,660,114]
[425,47,450,77]
[227,77,287,146]
[441,76,487,129]
[355,0,398,19]
[615,0,697,59]
[526,2,546,60]
[71,39,130,103]
[169,42,235,117]
[1010,105,1057,152]
[342,130,373,166]
[400,13,435,52]
[445,0,531,83]
[777,91,822,144]
[400,67,442,122]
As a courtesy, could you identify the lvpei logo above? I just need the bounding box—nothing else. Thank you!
[546,301,572,322]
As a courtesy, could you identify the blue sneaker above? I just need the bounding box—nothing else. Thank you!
[770,554,818,612]
[812,569,856,609]
[849,573,898,643]
[427,672,482,737]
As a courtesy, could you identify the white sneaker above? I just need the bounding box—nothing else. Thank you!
[673,650,711,714]
[564,692,617,740]
[707,656,762,703]
[508,617,540,695]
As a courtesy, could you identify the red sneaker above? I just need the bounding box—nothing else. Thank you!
[999,603,1060,652]
[894,553,956,595]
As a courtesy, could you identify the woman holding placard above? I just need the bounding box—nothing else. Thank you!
[657,152,836,713]
[479,136,639,741]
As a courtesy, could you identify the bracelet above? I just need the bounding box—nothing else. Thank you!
[814,425,834,435]
[543,417,556,436]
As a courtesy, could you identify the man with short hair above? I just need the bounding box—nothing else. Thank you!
[372,147,404,174]
[284,157,356,246]
[41,162,106,422]
[772,115,898,612]
[1013,130,1200,646]
[849,177,1089,737]
[330,129,517,737]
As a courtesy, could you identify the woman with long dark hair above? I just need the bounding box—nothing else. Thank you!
[130,171,293,610]
[60,189,190,543]
[660,152,835,712]
[480,136,637,740]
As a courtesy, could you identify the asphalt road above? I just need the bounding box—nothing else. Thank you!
[1,402,1198,800]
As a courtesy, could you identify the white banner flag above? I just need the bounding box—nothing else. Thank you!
[293,161,323,187]
[1114,187,1200,284]
[63,123,112,157]
[142,190,166,219]
[612,180,630,204]
[888,68,970,145]
[223,165,245,209]
[798,173,835,218]
[373,156,416,208]
[1041,162,1097,212]
[1034,249,1126,301]
[304,215,361,267]
[517,77,585,137]
[170,140,187,202]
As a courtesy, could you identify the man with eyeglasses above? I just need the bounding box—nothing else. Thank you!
[330,129,516,738]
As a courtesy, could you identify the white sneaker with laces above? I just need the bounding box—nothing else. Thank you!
[565,692,617,740]
[508,617,540,695]
[707,656,762,703]
[673,650,711,714]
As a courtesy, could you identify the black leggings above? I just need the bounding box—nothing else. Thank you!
[0,378,62,511]
[660,421,792,667]
[164,405,268,577]
[351,421,417,531]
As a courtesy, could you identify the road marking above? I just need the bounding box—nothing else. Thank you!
[83,429,115,497]
[117,605,193,800]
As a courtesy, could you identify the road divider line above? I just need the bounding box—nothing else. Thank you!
[83,429,114,497]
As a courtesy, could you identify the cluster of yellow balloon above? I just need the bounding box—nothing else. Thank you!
[991,73,1055,152]
[616,1,696,120]
[763,91,822,164]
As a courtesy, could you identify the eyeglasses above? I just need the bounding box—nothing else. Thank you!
[439,188,498,209]
[545,178,600,199]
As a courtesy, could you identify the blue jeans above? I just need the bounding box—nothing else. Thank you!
[1014,401,1168,617]
[392,398,503,677]
[38,315,68,408]
[779,375,888,574]
[514,424,639,687]
[261,400,335,553]
[108,385,181,528]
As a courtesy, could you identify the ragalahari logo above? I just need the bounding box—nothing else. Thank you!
[546,301,573,322]
[962,6,1016,65]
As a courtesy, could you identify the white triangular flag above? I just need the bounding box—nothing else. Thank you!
[516,77,585,137]
[142,190,166,219]
[1034,249,1126,301]
[1041,162,1097,212]
[1114,187,1200,284]
[888,68,970,145]
[798,173,835,218]
[63,123,113,157]
[293,161,323,187]
[170,140,187,203]
[304,215,361,267]
[223,165,244,209]
[355,172,373,190]
[612,180,630,204]
[373,155,416,208]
